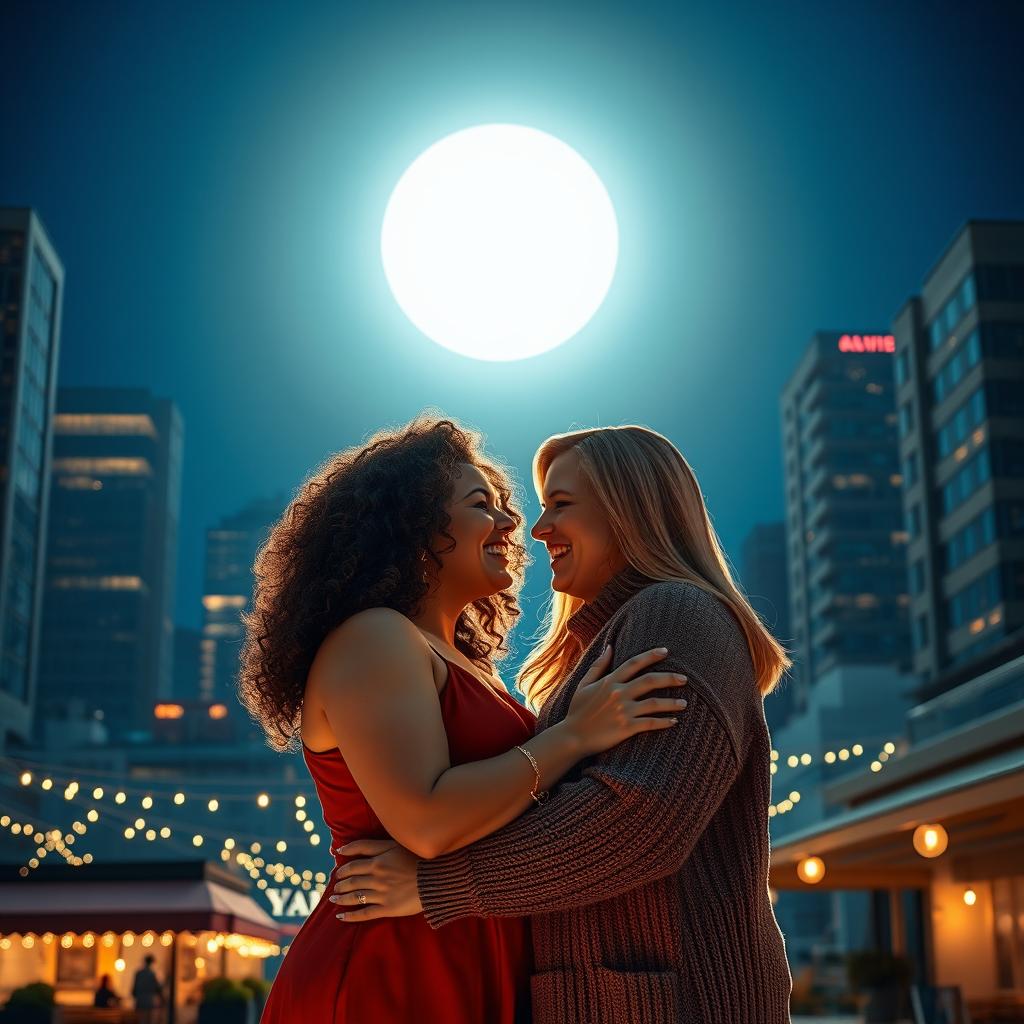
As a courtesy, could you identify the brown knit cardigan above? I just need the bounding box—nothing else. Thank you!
[417,570,793,1023]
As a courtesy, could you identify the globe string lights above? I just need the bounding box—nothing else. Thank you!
[5,737,906,877]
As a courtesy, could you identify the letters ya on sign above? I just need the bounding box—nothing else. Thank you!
[265,887,323,918]
[837,334,895,354]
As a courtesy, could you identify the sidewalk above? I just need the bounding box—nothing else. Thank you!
[792,1017,913,1024]
[792,1017,862,1024]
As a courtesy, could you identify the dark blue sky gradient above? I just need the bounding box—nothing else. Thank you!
[3,1,1023,642]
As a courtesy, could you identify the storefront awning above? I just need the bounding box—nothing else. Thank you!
[0,860,280,942]
[769,746,1024,890]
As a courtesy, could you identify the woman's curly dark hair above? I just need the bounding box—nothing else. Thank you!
[239,414,529,751]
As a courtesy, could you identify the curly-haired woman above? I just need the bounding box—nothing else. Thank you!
[242,416,686,1024]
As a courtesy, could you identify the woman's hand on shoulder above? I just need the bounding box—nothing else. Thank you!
[562,645,689,756]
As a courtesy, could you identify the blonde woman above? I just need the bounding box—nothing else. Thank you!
[333,425,794,1024]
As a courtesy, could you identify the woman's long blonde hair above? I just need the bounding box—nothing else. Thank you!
[517,426,790,709]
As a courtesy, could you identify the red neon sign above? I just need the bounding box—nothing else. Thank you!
[838,334,895,354]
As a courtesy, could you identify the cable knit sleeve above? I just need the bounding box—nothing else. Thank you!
[417,582,757,927]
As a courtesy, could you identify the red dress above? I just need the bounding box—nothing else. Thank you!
[261,655,536,1024]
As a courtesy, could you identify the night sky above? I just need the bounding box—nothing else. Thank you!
[3,1,1023,646]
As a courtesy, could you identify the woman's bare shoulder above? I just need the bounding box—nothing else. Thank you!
[310,609,429,686]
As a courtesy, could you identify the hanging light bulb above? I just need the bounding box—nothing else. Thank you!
[912,823,948,859]
[797,856,826,884]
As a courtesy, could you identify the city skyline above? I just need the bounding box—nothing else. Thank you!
[2,2,1023,631]
[1,4,1023,1006]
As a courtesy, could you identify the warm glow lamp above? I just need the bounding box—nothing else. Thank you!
[912,823,948,858]
[797,856,826,884]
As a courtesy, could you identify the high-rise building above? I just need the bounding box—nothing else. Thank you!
[0,209,63,752]
[781,331,911,710]
[38,389,183,740]
[172,625,202,702]
[777,332,916,971]
[893,220,1024,698]
[201,496,285,704]
[739,521,793,730]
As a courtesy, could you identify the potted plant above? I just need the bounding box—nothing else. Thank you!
[1,982,55,1024]
[846,949,913,1023]
[239,977,272,1016]
[197,977,251,1024]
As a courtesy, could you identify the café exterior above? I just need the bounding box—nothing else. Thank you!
[770,654,1024,1020]
[0,860,280,1022]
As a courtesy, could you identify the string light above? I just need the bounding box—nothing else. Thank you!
[3,765,337,887]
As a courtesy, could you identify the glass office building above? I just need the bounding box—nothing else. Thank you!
[201,496,285,705]
[0,209,63,752]
[740,521,793,731]
[781,331,911,710]
[893,220,1024,698]
[38,389,183,741]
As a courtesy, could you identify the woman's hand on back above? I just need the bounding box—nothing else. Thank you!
[562,645,688,756]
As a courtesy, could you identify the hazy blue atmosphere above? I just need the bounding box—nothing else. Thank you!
[3,0,1023,653]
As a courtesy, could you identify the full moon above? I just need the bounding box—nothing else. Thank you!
[381,124,619,361]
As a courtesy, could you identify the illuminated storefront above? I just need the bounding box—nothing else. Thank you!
[771,656,1024,1020]
[0,860,280,1023]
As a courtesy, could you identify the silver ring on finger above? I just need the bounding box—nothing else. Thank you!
[357,891,367,905]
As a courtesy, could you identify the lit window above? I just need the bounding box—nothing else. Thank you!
[154,704,185,720]
[202,595,247,612]
[51,576,145,591]
[53,457,153,476]
[54,414,158,438]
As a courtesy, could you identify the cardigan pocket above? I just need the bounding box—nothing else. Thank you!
[531,966,682,1023]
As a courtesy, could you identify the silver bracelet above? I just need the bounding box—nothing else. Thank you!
[515,745,549,805]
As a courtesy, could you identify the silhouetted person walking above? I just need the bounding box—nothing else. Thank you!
[132,955,164,1024]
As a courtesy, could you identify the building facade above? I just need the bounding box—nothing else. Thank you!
[201,497,284,705]
[782,331,911,711]
[740,521,794,731]
[893,220,1024,697]
[771,223,1024,1015]
[37,389,183,741]
[0,209,63,752]
[771,652,1024,1011]
[172,625,202,702]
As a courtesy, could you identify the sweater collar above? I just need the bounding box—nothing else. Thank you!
[566,567,656,648]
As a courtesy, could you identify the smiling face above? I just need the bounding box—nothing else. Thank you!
[430,462,517,604]
[531,448,626,602]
